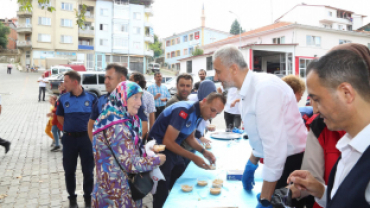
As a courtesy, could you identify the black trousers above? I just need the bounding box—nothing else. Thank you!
[155,106,165,119]
[7,68,11,74]
[153,150,186,208]
[39,87,46,101]
[62,134,94,200]
[224,111,242,129]
[0,137,9,146]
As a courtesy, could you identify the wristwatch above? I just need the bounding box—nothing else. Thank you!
[259,197,271,207]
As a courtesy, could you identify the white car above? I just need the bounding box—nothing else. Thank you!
[146,76,174,89]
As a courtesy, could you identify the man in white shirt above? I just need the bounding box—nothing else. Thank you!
[37,74,48,102]
[287,50,370,208]
[213,45,307,208]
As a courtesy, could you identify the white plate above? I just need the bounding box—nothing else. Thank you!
[210,132,242,140]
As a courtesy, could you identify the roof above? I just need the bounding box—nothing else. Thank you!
[164,27,230,40]
[205,22,293,47]
[275,4,366,23]
[177,51,214,61]
[356,23,370,31]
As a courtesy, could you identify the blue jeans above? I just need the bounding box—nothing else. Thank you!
[51,125,60,147]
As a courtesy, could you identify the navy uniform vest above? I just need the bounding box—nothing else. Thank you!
[326,145,370,208]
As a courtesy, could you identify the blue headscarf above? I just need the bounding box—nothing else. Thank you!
[197,80,217,101]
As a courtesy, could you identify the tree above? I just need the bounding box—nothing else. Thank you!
[149,34,163,58]
[230,19,245,35]
[192,48,203,56]
[0,22,10,49]
[18,0,86,28]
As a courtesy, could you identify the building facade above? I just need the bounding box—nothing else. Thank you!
[163,5,231,70]
[0,18,18,49]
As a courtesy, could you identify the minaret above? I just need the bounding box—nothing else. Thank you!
[201,3,205,46]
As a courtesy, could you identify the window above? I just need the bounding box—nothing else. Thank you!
[338,25,344,30]
[176,50,180,56]
[171,51,175,58]
[323,24,332,29]
[61,19,73,27]
[100,39,108,46]
[98,74,105,84]
[134,12,141,20]
[171,39,175,45]
[339,39,351,44]
[347,25,352,31]
[61,2,73,11]
[100,8,108,16]
[206,56,213,71]
[299,58,313,78]
[273,36,285,44]
[52,68,58,74]
[39,1,51,7]
[82,74,97,85]
[189,34,194,41]
[133,27,141,35]
[133,42,141,49]
[97,55,103,70]
[25,18,31,24]
[167,53,170,58]
[306,35,321,47]
[38,17,51,25]
[184,49,187,55]
[86,54,94,70]
[186,61,192,73]
[114,24,128,32]
[189,47,194,54]
[177,37,180,44]
[100,24,108,31]
[166,40,170,47]
[328,11,332,17]
[38,34,51,42]
[183,35,188,42]
[114,38,128,48]
[61,35,73,43]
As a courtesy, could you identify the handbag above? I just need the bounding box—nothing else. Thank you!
[102,130,154,201]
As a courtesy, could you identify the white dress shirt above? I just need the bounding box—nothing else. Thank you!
[316,124,370,207]
[239,71,307,182]
[223,87,241,115]
[38,77,47,87]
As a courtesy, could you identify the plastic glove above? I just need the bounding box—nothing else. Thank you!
[256,193,273,208]
[242,159,258,190]
[232,127,244,134]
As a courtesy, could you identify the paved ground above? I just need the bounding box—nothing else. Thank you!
[0,65,226,208]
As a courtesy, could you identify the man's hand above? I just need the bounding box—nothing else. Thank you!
[199,137,211,144]
[46,113,53,117]
[155,93,161,99]
[192,156,211,169]
[289,183,302,199]
[287,170,325,199]
[203,150,216,164]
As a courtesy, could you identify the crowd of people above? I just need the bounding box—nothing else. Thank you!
[19,42,370,208]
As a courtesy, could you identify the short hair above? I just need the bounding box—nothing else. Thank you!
[205,92,226,105]
[213,44,248,70]
[154,72,161,77]
[193,82,200,90]
[131,72,147,89]
[176,73,193,84]
[106,63,128,79]
[198,69,206,75]
[64,71,81,83]
[307,49,370,101]
[282,75,306,94]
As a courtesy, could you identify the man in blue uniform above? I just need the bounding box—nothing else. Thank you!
[87,64,148,141]
[57,71,97,208]
[150,93,225,208]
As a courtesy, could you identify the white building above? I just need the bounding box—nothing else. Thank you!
[179,5,370,78]
[95,0,154,72]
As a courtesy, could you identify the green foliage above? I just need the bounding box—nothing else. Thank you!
[18,0,86,28]
[0,22,11,49]
[192,48,204,56]
[230,19,245,35]
[149,34,163,58]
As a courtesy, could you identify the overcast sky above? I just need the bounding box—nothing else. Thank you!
[2,0,370,39]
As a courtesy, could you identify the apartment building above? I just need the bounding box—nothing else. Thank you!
[179,4,370,78]
[0,18,18,49]
[164,5,231,70]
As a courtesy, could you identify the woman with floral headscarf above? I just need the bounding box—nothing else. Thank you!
[92,81,166,208]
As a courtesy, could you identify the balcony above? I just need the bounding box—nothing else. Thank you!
[144,35,154,43]
[320,17,352,25]
[144,21,153,28]
[17,40,32,48]
[17,24,32,33]
[78,28,95,38]
[78,45,94,50]
[85,11,94,20]
[17,10,32,17]
[145,50,154,57]
[144,7,153,16]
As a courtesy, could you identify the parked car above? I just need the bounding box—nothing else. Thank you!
[146,76,174,88]
[148,62,160,73]
[46,71,107,96]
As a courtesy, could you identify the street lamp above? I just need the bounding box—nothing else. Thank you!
[229,11,242,48]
